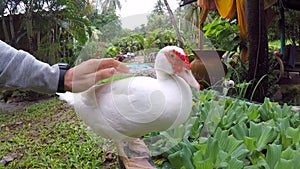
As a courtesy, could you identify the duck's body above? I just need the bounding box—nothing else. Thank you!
[59,46,199,168]
[75,72,193,140]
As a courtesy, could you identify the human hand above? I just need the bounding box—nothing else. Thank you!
[64,58,129,92]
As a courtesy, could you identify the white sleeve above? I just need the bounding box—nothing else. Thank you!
[0,40,60,94]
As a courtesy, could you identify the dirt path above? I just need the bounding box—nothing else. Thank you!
[0,102,23,113]
[0,93,53,114]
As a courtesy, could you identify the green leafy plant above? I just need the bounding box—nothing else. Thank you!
[147,90,300,168]
[105,46,119,58]
[114,34,145,52]
[203,17,240,52]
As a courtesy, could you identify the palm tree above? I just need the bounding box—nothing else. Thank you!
[97,0,122,13]
[153,0,165,15]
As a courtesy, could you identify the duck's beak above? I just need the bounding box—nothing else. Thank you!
[177,68,200,90]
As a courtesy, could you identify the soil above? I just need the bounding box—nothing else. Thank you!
[0,92,54,113]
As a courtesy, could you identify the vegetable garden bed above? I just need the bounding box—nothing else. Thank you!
[146,90,300,169]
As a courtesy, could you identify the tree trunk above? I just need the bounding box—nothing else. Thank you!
[246,0,269,102]
[163,0,184,48]
[25,0,34,53]
[1,1,10,43]
[1,16,10,43]
[9,15,15,40]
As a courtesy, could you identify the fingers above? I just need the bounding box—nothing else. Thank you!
[94,67,117,81]
[116,62,130,73]
[69,58,130,92]
[97,58,130,73]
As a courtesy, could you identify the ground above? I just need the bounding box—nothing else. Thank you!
[0,98,119,168]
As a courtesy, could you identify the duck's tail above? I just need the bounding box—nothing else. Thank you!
[56,92,75,105]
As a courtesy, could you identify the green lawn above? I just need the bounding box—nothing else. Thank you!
[0,98,118,169]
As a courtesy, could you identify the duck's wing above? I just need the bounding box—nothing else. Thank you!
[77,77,167,137]
[116,77,167,123]
[91,77,166,121]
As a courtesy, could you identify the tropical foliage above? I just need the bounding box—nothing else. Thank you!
[87,10,123,43]
[147,89,300,169]
[268,7,300,45]
[0,0,93,64]
[114,34,145,52]
[203,17,240,52]
[148,29,179,49]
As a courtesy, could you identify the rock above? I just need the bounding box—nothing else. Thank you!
[0,154,17,166]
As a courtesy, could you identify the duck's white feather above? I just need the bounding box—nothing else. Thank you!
[67,74,192,140]
[58,46,197,142]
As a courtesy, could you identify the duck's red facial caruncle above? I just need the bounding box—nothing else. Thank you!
[165,49,191,73]
[164,49,199,90]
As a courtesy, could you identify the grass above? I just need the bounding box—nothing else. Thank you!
[0,98,118,169]
[268,39,299,51]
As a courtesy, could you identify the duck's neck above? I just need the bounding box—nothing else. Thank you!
[154,57,173,80]
[154,61,191,91]
[155,69,172,80]
[155,69,190,90]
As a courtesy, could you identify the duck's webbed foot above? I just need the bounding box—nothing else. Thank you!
[127,139,151,157]
[117,140,155,169]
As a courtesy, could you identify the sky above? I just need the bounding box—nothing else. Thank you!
[116,0,180,29]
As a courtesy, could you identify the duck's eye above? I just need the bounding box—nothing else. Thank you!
[170,53,175,58]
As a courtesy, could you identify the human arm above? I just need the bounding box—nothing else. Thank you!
[0,40,129,93]
[0,40,59,93]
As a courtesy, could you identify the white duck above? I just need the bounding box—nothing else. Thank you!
[58,46,199,168]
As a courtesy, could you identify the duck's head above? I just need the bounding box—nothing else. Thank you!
[155,46,200,90]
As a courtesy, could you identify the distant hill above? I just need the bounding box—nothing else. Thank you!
[121,13,149,30]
